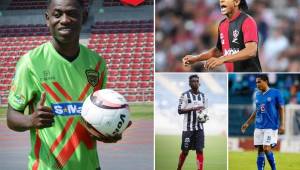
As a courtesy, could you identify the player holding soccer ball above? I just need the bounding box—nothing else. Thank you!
[6,0,130,169]
[182,0,261,72]
[177,74,209,170]
[241,74,285,170]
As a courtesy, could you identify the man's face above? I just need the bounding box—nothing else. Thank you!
[256,78,267,91]
[189,77,200,90]
[46,0,83,44]
[219,0,239,16]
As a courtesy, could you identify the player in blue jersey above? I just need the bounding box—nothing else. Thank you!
[241,74,285,170]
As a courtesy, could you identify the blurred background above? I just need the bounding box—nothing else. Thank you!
[155,73,227,170]
[229,73,300,170]
[156,0,300,72]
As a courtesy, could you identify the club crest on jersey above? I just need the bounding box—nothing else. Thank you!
[232,29,239,44]
[267,97,272,102]
[85,69,99,87]
[51,102,83,116]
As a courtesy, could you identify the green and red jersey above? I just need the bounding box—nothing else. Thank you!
[8,42,107,170]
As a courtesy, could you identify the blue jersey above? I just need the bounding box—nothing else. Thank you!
[255,88,284,130]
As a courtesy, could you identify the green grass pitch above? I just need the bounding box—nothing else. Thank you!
[229,151,300,170]
[156,135,227,170]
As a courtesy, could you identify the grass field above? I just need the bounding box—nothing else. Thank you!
[229,151,300,170]
[156,135,227,170]
[0,102,153,121]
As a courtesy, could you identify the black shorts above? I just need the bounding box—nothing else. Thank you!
[181,130,204,151]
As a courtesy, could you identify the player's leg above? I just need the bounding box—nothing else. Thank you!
[257,146,265,170]
[195,130,204,170]
[263,129,278,170]
[254,129,265,170]
[177,131,192,170]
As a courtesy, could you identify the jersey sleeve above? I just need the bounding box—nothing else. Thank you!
[100,58,107,89]
[242,17,258,44]
[8,55,37,111]
[178,93,188,114]
[276,90,284,107]
[216,27,222,51]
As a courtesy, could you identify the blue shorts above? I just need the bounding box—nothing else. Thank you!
[181,130,204,151]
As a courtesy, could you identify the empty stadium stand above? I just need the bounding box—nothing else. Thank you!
[88,19,154,102]
[7,0,90,10]
[0,18,153,106]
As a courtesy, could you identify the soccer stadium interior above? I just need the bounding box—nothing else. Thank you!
[229,74,300,152]
[0,0,154,106]
[156,0,300,72]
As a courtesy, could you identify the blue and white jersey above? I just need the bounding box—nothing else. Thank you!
[255,88,284,130]
[178,90,205,131]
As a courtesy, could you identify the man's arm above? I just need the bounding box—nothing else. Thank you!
[182,47,222,66]
[205,42,257,70]
[241,110,256,133]
[178,106,204,115]
[7,92,54,132]
[278,106,285,134]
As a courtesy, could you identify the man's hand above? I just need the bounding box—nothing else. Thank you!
[241,123,249,133]
[205,57,225,70]
[279,125,285,134]
[29,92,54,129]
[193,106,205,112]
[182,55,197,66]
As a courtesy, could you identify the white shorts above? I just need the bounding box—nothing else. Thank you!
[254,129,278,146]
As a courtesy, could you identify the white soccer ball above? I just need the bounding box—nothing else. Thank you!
[197,112,209,123]
[81,89,131,137]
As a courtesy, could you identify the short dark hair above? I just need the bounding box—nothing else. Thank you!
[189,74,199,81]
[257,74,269,83]
[47,0,84,9]
[239,0,248,11]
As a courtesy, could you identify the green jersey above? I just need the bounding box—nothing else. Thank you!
[8,42,107,170]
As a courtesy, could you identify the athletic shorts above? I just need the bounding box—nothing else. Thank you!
[181,130,204,151]
[254,128,278,147]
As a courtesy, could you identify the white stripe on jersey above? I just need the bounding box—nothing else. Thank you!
[179,90,205,131]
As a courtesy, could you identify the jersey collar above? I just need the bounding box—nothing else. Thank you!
[189,89,200,95]
[227,10,241,22]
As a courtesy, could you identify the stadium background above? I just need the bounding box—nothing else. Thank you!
[0,0,154,169]
[155,73,227,170]
[156,0,300,72]
[229,73,300,170]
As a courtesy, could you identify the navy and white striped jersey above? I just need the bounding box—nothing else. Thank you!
[178,90,205,131]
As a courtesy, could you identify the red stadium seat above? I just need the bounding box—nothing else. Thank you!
[130,76,139,81]
[128,82,138,88]
[119,70,129,76]
[119,76,128,81]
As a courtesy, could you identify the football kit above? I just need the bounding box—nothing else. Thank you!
[8,42,107,170]
[254,88,284,146]
[178,90,205,150]
[216,11,261,72]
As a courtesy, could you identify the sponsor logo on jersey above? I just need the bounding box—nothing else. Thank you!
[220,33,225,45]
[13,94,25,105]
[260,104,265,112]
[267,97,272,102]
[85,69,99,87]
[51,102,83,116]
[224,48,240,56]
[232,29,239,44]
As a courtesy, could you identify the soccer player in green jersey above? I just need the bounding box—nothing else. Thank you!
[6,0,128,169]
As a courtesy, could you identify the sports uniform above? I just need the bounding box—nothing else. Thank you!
[254,88,284,147]
[178,90,205,151]
[216,11,261,72]
[8,42,107,170]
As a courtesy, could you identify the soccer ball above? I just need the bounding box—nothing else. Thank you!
[197,112,209,123]
[81,89,131,137]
